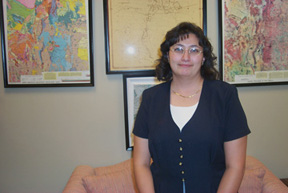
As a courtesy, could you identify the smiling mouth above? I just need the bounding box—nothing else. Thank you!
[179,64,193,67]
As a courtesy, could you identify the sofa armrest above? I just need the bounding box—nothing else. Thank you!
[262,167,288,193]
[246,156,288,193]
[63,165,95,193]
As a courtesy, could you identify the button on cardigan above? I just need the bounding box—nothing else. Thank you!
[133,79,251,193]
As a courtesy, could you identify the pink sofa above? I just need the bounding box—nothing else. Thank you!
[63,156,288,193]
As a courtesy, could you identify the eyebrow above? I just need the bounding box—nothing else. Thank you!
[174,44,201,48]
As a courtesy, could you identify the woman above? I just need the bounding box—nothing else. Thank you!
[133,22,250,193]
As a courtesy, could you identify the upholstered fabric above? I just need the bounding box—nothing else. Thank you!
[239,167,266,193]
[245,156,288,193]
[83,159,138,193]
[63,156,288,193]
[83,168,137,193]
[63,165,95,193]
[94,159,132,176]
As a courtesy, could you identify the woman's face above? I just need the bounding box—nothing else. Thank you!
[168,33,205,79]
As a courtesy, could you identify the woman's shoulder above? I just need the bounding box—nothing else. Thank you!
[143,80,170,95]
[204,79,238,98]
[140,81,170,104]
[205,79,236,91]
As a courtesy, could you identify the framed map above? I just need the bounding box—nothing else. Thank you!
[0,0,94,87]
[123,73,161,150]
[220,0,288,86]
[104,0,206,74]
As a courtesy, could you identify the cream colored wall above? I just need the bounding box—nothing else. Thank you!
[0,1,287,193]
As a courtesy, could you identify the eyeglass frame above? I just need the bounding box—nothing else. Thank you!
[169,45,203,56]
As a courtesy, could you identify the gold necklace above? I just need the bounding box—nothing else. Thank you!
[172,88,201,98]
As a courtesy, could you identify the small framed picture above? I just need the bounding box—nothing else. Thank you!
[0,0,94,87]
[123,73,161,150]
[219,0,288,86]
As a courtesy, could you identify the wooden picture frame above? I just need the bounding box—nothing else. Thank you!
[0,0,94,87]
[104,0,207,74]
[219,0,288,86]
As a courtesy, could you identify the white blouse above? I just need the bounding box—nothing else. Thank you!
[170,103,198,131]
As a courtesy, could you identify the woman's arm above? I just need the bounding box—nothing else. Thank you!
[133,136,155,193]
[217,136,248,193]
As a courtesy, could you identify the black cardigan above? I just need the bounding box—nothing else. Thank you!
[133,79,251,193]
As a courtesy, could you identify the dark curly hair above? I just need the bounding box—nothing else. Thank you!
[155,22,219,81]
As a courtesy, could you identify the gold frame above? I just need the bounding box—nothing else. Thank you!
[104,0,206,74]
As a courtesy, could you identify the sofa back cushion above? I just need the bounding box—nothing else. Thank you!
[94,159,132,176]
[82,168,138,193]
[82,159,138,193]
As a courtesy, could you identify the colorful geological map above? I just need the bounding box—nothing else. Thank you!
[3,0,91,84]
[223,0,288,83]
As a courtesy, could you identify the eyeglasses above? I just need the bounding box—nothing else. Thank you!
[170,45,203,56]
